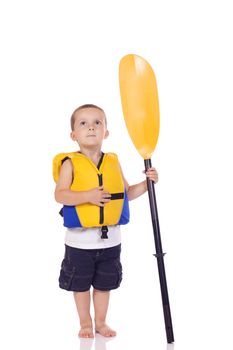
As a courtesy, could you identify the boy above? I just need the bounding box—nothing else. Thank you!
[54,104,158,338]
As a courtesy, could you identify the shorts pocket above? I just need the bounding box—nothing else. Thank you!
[59,259,76,290]
[93,258,123,291]
[114,259,123,287]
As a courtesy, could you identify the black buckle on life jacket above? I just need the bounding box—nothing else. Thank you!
[101,225,108,239]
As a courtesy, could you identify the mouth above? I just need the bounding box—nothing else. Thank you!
[86,135,96,137]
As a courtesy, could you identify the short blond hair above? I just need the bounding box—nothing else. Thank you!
[70,104,106,130]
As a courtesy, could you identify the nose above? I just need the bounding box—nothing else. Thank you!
[88,126,94,130]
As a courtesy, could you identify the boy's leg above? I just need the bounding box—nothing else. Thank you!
[73,291,94,338]
[93,289,116,337]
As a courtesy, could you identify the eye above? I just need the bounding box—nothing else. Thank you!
[79,121,86,126]
[95,120,102,125]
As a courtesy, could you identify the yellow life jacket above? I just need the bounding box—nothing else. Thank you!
[53,152,130,232]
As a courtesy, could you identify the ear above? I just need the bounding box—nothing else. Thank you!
[104,130,109,139]
[70,131,77,141]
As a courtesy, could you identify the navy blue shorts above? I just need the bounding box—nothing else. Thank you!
[59,244,122,292]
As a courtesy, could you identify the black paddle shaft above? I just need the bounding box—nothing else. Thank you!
[144,159,174,343]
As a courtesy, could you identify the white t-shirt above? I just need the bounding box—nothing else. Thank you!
[65,225,121,249]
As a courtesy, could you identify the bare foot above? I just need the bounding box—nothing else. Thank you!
[78,325,94,338]
[95,323,116,337]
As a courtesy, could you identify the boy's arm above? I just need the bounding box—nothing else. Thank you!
[120,166,158,201]
[54,159,111,207]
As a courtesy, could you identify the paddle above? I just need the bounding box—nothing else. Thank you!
[119,54,174,343]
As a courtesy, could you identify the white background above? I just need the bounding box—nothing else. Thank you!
[1,1,233,349]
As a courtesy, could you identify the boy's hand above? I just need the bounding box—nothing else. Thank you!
[144,167,158,183]
[87,186,111,207]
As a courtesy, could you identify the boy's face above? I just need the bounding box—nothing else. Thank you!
[70,108,109,148]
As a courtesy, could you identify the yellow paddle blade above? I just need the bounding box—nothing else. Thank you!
[119,54,160,159]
